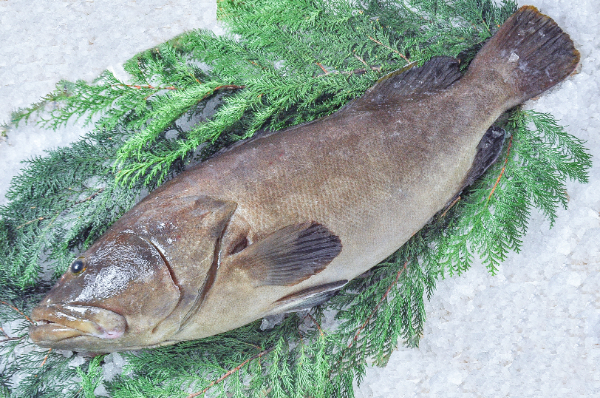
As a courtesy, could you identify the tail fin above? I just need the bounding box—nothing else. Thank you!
[468,6,580,106]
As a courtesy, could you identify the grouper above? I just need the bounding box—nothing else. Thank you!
[29,6,580,352]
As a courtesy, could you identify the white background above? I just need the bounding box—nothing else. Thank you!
[0,0,598,396]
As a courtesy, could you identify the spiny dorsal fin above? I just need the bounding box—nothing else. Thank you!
[237,222,342,286]
[352,56,462,109]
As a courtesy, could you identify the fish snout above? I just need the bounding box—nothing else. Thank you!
[29,304,126,345]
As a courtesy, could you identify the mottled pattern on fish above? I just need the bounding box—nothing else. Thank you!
[29,6,580,352]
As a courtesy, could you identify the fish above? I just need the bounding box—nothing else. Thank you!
[29,6,579,352]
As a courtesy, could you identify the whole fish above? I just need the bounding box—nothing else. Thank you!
[29,6,579,352]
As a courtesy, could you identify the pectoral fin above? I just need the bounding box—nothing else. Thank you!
[236,222,342,286]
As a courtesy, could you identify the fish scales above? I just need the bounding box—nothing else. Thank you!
[29,6,580,352]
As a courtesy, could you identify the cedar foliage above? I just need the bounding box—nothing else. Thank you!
[0,0,591,396]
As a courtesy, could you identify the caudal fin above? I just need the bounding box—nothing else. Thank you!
[468,6,580,106]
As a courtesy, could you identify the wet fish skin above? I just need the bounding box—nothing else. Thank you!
[29,6,580,352]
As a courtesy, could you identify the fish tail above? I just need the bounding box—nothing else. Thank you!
[468,6,580,106]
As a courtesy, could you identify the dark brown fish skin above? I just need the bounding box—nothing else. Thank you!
[29,6,580,352]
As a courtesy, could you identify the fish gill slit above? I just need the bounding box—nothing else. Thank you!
[144,238,187,336]
[177,220,229,331]
[146,238,181,291]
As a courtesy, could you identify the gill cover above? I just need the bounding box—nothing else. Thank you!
[125,194,238,337]
[30,232,180,348]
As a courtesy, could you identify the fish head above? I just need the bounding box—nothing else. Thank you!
[29,231,180,352]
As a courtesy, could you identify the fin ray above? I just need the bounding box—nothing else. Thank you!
[236,222,342,286]
[270,280,348,314]
[467,6,579,106]
[463,125,506,189]
[352,56,462,110]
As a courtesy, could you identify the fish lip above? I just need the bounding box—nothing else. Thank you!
[29,304,127,344]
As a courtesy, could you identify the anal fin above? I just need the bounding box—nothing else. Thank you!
[442,125,506,210]
[463,125,506,188]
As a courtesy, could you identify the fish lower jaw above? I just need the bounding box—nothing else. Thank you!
[29,304,128,346]
[29,321,85,344]
[32,318,124,339]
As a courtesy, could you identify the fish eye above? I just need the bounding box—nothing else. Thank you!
[70,258,86,275]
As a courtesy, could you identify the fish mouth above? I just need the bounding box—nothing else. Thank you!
[29,304,127,345]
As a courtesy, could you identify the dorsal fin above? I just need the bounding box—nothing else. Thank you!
[351,56,462,110]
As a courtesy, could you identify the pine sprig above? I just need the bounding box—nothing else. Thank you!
[1,0,592,397]
[76,356,104,398]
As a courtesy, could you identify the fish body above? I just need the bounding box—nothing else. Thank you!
[29,6,580,352]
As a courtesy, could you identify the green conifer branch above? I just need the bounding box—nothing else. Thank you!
[76,356,104,398]
[0,0,592,397]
